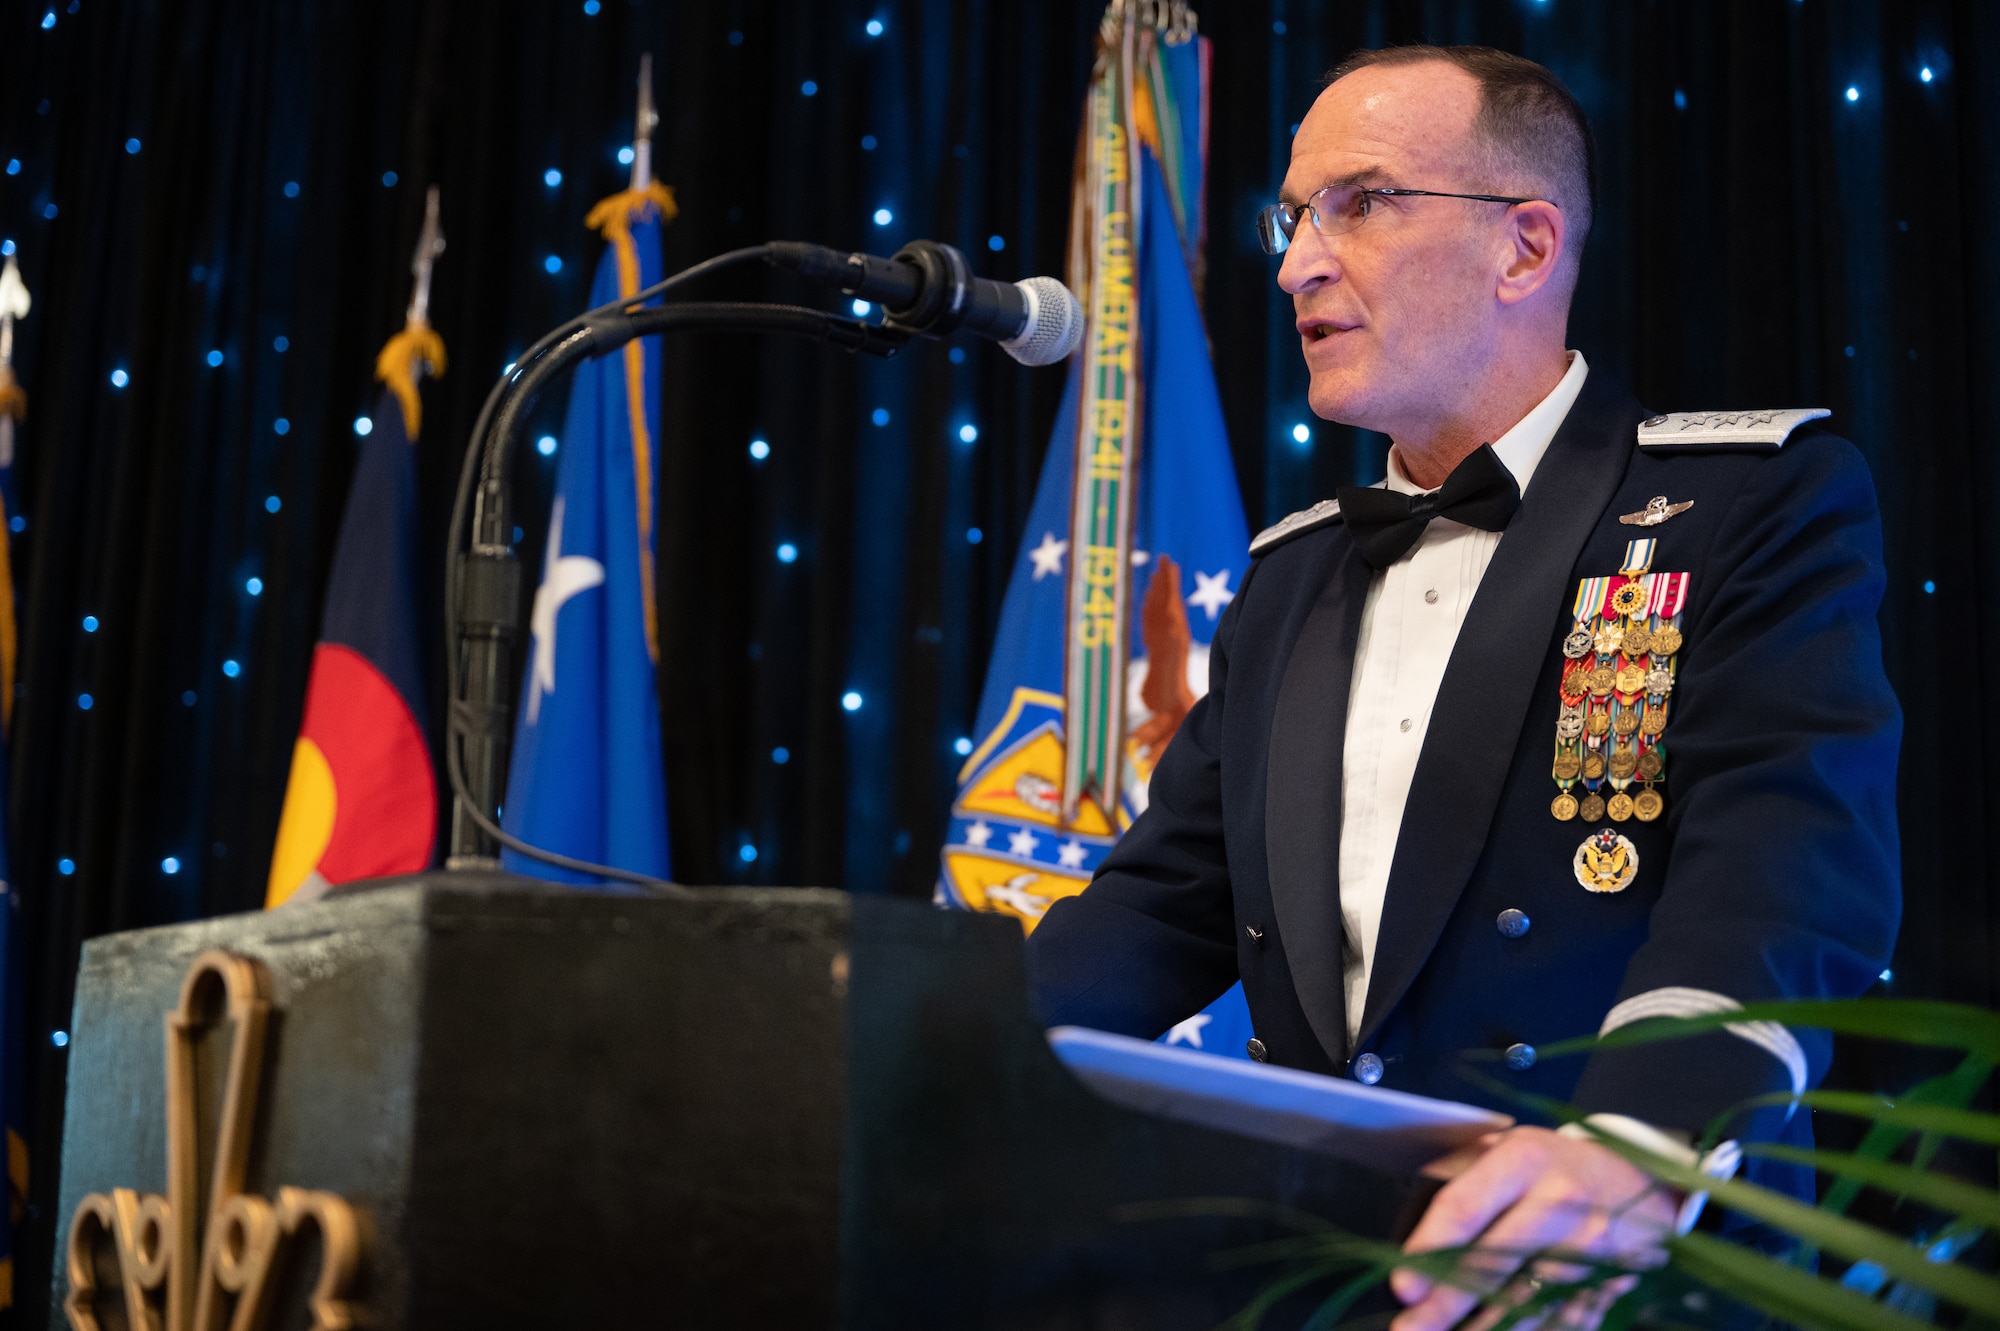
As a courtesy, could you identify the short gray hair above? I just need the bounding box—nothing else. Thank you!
[1327,45,1596,276]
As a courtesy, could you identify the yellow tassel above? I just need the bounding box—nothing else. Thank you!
[0,365,23,423]
[373,323,448,439]
[583,181,678,665]
[1133,75,1162,155]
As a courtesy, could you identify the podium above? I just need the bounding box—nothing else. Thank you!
[53,875,1431,1329]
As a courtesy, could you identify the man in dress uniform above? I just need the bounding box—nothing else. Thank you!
[1024,44,1900,1329]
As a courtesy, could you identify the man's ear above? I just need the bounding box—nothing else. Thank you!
[1495,200,1566,306]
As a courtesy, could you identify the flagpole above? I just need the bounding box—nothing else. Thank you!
[0,256,28,473]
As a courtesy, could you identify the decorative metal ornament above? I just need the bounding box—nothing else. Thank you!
[1637,749,1665,779]
[1621,624,1653,658]
[1582,752,1606,780]
[1579,793,1607,822]
[1613,707,1640,737]
[1556,709,1585,740]
[1586,709,1612,737]
[1574,827,1640,892]
[1651,625,1684,657]
[1634,788,1665,821]
[1645,667,1676,697]
[1552,753,1583,780]
[1563,626,1594,659]
[1593,622,1626,656]
[1614,662,1648,695]
[1641,706,1668,736]
[1608,746,1639,781]
[1551,793,1579,821]
[1588,666,1616,697]
[1607,792,1635,821]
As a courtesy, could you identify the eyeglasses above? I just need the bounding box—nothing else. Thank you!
[1257,183,1538,255]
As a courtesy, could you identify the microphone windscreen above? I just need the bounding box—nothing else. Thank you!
[1001,277,1084,367]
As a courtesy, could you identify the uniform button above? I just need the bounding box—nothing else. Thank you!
[1352,1052,1384,1084]
[1496,908,1531,938]
[1246,1038,1268,1062]
[1424,588,1439,604]
[1505,1042,1537,1071]
[1245,924,1265,945]
[1399,718,1413,732]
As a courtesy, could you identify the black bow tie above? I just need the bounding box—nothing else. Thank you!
[1336,443,1522,569]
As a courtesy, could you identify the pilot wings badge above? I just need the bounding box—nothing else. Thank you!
[1574,828,1639,894]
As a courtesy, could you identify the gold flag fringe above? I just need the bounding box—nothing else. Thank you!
[0,365,24,422]
[374,323,448,439]
[584,181,677,666]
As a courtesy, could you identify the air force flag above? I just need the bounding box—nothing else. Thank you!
[501,186,677,883]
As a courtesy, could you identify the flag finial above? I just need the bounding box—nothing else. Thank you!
[630,53,658,191]
[406,185,446,330]
[0,255,28,370]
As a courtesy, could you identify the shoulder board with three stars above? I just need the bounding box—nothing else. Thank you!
[1637,407,1830,453]
[1249,498,1342,557]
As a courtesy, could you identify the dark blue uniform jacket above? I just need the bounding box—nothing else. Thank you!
[1025,373,1902,1190]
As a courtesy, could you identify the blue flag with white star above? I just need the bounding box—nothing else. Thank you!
[938,27,1256,1061]
[502,189,674,883]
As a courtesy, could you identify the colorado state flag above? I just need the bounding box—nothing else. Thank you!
[939,18,1256,1059]
[500,183,676,884]
[267,329,441,906]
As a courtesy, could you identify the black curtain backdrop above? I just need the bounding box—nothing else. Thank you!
[1,0,1996,1317]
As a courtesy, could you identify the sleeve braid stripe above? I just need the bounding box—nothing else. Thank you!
[1599,985,1808,1098]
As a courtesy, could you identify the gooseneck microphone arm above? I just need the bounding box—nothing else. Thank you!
[444,245,912,888]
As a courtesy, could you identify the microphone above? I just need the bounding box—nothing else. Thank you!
[767,240,1083,366]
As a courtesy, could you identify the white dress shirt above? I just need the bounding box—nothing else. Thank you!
[1338,351,1590,1044]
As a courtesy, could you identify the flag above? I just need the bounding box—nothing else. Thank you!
[500,181,677,883]
[939,10,1257,1059]
[0,253,30,1305]
[266,325,442,906]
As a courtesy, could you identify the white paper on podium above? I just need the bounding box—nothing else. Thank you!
[1048,1026,1513,1176]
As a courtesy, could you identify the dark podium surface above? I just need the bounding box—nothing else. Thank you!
[54,875,1426,1329]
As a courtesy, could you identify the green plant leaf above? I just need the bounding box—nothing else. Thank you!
[1534,999,2000,1063]
[1722,1091,2000,1146]
[1742,1142,2000,1227]
[1583,1128,2000,1315]
[1669,1230,1935,1331]
[1819,1056,1994,1220]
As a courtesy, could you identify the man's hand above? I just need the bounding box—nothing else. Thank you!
[1390,1126,1677,1330]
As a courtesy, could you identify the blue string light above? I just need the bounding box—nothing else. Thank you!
[206,349,224,367]
[51,1030,67,1047]
[77,693,92,710]
[801,80,818,97]
[954,737,973,755]
[0,241,12,256]
[1845,86,1861,102]
[866,18,884,35]
[1923,580,1937,594]
[948,347,966,364]
[851,299,871,317]
[727,30,743,45]
[264,495,281,513]
[353,416,373,436]
[283,180,300,197]
[273,335,289,352]
[57,858,74,876]
[583,0,600,12]
[382,170,397,187]
[966,528,983,545]
[776,542,799,564]
[842,691,863,712]
[40,11,53,29]
[109,368,129,388]
[182,690,197,706]
[987,235,1004,251]
[1292,422,1311,444]
[161,857,180,875]
[544,254,563,274]
[221,659,241,678]
[871,407,890,426]
[958,423,979,443]
[772,747,791,764]
[1921,67,1935,83]
[544,168,562,187]
[861,134,877,151]
[42,203,57,220]
[749,438,770,461]
[616,145,635,166]
[738,843,758,863]
[81,615,97,632]
[537,435,557,456]
[1674,89,1687,111]
[273,417,289,435]
[2,160,16,176]
[245,577,263,596]
[8,515,23,532]
[873,208,893,226]
[125,138,141,154]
